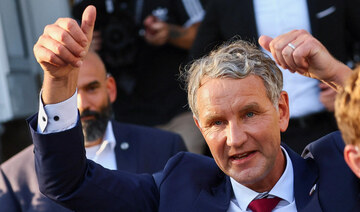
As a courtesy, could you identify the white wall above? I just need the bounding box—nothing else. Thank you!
[0,14,12,122]
[0,0,71,122]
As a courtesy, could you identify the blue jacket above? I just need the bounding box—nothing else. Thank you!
[29,114,360,211]
[0,117,186,212]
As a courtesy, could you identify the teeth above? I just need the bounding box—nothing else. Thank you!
[234,153,249,159]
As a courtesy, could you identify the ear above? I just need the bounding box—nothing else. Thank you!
[344,144,360,178]
[278,91,290,132]
[106,76,117,103]
[193,116,202,132]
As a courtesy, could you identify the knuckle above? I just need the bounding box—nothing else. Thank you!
[273,43,282,51]
[64,20,74,31]
[33,44,40,54]
[298,29,307,34]
[47,52,58,64]
[54,43,64,54]
[282,48,290,57]
[68,19,78,28]
[43,25,52,34]
[57,17,65,23]
[292,50,301,58]
[58,31,68,42]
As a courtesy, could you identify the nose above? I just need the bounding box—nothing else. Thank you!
[226,121,247,147]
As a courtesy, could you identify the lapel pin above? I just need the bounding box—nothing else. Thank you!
[120,142,129,150]
[309,184,317,196]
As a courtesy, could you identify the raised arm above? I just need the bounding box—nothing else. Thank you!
[33,5,96,104]
[31,6,160,211]
[258,30,352,91]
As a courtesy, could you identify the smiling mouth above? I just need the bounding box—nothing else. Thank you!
[230,151,256,161]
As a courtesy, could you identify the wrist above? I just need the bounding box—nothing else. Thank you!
[42,70,78,105]
[327,60,352,90]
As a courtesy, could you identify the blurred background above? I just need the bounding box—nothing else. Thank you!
[0,0,73,163]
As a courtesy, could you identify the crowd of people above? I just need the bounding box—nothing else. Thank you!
[1,1,360,211]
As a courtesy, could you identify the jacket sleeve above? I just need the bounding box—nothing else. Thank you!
[28,113,159,212]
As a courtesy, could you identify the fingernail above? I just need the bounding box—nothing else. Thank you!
[76,60,83,67]
[79,51,86,57]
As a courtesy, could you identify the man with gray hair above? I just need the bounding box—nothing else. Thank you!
[30,6,359,211]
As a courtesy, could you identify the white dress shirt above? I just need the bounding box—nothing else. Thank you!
[254,0,325,118]
[227,147,297,212]
[37,91,117,170]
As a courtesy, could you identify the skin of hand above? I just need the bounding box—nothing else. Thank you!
[33,5,96,105]
[258,30,352,91]
[143,15,200,49]
[319,82,336,112]
[144,15,170,46]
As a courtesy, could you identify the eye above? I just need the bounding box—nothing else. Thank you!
[214,120,223,125]
[86,85,98,93]
[246,112,255,118]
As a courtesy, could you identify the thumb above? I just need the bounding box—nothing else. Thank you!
[81,5,96,50]
[258,35,273,52]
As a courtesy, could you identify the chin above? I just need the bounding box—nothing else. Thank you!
[229,167,266,185]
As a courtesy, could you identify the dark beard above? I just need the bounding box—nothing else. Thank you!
[80,101,112,144]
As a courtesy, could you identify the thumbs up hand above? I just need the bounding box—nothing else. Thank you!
[33,6,96,104]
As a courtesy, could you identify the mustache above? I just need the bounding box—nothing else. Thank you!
[80,110,100,119]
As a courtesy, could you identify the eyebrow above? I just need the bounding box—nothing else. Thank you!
[81,80,101,89]
[202,102,262,123]
[241,102,261,112]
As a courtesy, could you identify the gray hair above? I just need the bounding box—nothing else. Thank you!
[183,40,283,119]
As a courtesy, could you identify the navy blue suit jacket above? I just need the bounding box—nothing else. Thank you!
[0,118,186,212]
[28,114,360,211]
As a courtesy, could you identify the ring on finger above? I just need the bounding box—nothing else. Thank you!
[288,43,296,50]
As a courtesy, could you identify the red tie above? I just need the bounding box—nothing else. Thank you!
[248,197,281,212]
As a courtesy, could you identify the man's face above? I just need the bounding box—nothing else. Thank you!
[195,75,289,192]
[77,53,116,145]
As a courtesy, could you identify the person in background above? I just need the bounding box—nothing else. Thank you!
[335,67,360,178]
[72,0,208,154]
[190,0,360,154]
[29,7,359,211]
[0,50,186,212]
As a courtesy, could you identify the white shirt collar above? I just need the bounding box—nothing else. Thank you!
[230,147,294,211]
[103,121,116,150]
[85,121,118,170]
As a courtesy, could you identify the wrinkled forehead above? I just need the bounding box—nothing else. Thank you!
[197,75,266,101]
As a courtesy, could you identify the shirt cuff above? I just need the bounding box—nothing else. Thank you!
[183,11,204,28]
[37,90,78,134]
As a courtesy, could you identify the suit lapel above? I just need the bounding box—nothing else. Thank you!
[307,0,319,37]
[284,145,322,212]
[194,174,232,212]
[112,121,138,173]
[193,145,324,212]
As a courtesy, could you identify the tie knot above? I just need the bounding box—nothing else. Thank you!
[248,197,281,212]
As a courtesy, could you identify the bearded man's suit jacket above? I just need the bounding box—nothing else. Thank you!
[27,114,360,211]
[0,119,186,212]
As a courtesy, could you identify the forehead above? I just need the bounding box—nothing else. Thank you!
[78,54,106,86]
[196,76,269,114]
